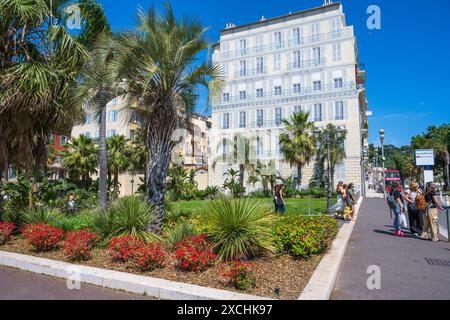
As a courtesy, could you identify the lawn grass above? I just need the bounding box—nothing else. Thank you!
[173,197,328,215]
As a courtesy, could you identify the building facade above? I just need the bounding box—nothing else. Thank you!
[71,97,212,195]
[209,2,368,192]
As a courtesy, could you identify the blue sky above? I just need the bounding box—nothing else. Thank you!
[96,0,450,147]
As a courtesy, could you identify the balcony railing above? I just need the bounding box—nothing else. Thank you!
[215,28,353,60]
[287,57,326,70]
[215,81,356,106]
[234,66,268,79]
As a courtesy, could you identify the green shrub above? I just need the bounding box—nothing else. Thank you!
[247,191,271,198]
[54,209,97,231]
[165,221,195,249]
[205,197,275,261]
[2,207,25,229]
[273,215,338,258]
[23,207,61,225]
[93,196,160,244]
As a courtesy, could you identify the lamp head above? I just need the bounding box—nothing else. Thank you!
[379,129,385,136]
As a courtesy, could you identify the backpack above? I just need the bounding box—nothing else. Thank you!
[415,191,428,211]
[386,192,397,210]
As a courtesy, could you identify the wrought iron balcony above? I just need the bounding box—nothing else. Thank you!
[234,66,268,79]
[215,81,356,106]
[214,28,353,61]
[287,57,326,70]
[250,119,284,129]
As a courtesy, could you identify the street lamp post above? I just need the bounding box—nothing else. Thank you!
[379,129,386,198]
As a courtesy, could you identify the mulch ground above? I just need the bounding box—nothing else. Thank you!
[1,237,323,300]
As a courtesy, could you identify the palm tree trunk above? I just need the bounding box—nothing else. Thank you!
[239,164,245,186]
[297,164,302,189]
[145,116,176,234]
[99,106,108,210]
[446,152,450,191]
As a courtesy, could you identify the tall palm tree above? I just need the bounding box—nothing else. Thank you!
[106,3,223,233]
[316,123,347,188]
[211,133,256,187]
[61,135,98,189]
[279,111,316,189]
[248,160,281,196]
[106,134,129,196]
[0,0,108,179]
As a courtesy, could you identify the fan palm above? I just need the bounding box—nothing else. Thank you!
[279,111,316,189]
[0,0,109,182]
[106,3,224,233]
[316,124,348,188]
[61,135,98,189]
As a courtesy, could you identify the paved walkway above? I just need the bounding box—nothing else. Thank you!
[331,193,450,300]
[0,266,154,300]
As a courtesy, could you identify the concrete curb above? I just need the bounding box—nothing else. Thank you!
[298,196,364,300]
[0,251,271,300]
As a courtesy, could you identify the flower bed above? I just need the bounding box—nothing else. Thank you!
[0,222,15,245]
[0,213,338,300]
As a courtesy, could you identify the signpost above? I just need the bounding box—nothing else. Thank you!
[415,149,435,185]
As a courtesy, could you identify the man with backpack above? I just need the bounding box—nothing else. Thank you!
[419,183,444,242]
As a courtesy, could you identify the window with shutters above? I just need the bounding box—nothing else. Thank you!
[256,88,264,98]
[314,104,322,121]
[256,57,264,74]
[335,101,344,120]
[293,83,301,93]
[313,81,322,91]
[223,113,230,129]
[239,91,246,100]
[256,110,264,127]
[333,42,341,61]
[274,86,282,96]
[334,77,343,89]
[275,107,282,126]
[239,111,246,128]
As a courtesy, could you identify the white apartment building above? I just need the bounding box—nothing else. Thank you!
[209,2,368,192]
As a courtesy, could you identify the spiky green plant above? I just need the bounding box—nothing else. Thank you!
[23,207,61,226]
[165,221,195,249]
[205,197,275,261]
[93,196,161,244]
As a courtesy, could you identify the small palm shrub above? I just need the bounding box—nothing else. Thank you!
[0,222,15,245]
[62,229,99,261]
[165,221,195,249]
[23,207,61,226]
[205,197,275,261]
[21,224,65,252]
[273,215,338,258]
[93,196,160,244]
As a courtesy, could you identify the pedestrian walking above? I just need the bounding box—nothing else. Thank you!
[420,183,444,242]
[405,181,423,237]
[345,183,357,221]
[68,192,76,214]
[387,181,406,237]
[274,184,286,214]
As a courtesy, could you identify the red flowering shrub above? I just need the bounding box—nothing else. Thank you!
[130,242,166,271]
[221,260,256,290]
[109,236,142,262]
[174,234,217,271]
[0,222,15,245]
[62,229,99,261]
[21,224,64,251]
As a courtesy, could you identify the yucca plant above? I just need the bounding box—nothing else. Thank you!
[93,196,161,244]
[23,207,61,226]
[205,197,275,262]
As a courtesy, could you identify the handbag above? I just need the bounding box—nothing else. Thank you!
[399,212,408,228]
